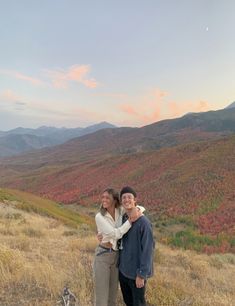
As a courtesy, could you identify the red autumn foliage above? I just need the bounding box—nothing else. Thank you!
[0,134,235,253]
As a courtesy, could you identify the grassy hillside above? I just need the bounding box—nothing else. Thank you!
[0,196,235,305]
[0,188,94,229]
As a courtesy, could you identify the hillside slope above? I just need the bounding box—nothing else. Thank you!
[0,188,93,228]
[0,133,56,157]
[1,135,235,252]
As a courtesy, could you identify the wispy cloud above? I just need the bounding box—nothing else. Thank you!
[0,90,27,112]
[0,65,98,89]
[44,65,98,89]
[0,89,102,125]
[0,69,43,86]
[92,92,128,99]
[15,101,26,106]
[0,89,24,104]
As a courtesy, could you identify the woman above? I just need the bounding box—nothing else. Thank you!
[93,188,143,306]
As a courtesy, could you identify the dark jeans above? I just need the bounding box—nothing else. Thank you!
[119,271,146,306]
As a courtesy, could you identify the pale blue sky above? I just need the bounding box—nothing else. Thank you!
[0,0,234,130]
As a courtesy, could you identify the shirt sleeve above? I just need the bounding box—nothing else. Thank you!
[120,205,146,216]
[136,221,154,279]
[95,213,131,240]
[137,205,145,213]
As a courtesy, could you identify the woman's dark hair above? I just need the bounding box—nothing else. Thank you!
[100,188,121,216]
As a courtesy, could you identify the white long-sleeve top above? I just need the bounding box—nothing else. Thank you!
[95,206,145,251]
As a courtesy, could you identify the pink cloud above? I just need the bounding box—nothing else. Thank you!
[0,65,98,89]
[44,65,98,89]
[119,103,161,125]
[120,104,139,116]
[0,69,43,85]
[153,88,168,99]
[119,88,165,124]
[118,88,211,126]
[151,106,161,122]
[0,89,20,101]
[168,100,210,117]
[195,100,210,112]
[168,101,181,117]
[82,79,98,88]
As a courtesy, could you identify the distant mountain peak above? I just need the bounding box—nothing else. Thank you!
[37,125,54,129]
[37,126,61,131]
[226,101,235,109]
[0,121,117,157]
[86,121,116,129]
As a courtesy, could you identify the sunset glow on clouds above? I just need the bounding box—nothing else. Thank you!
[119,89,211,126]
[44,65,98,89]
[0,65,98,90]
[167,100,210,118]
[0,89,21,102]
[119,88,166,124]
[0,84,209,128]
[0,69,43,86]
[0,1,234,129]
[0,84,215,129]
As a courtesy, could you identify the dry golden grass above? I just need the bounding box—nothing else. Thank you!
[148,245,235,306]
[0,201,235,306]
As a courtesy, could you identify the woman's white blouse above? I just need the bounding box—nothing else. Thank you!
[95,206,145,251]
[95,207,131,250]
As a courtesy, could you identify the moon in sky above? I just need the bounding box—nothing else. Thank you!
[206,27,209,31]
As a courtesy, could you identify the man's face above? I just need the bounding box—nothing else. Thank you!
[121,193,136,210]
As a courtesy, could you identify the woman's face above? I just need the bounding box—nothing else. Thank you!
[101,191,114,210]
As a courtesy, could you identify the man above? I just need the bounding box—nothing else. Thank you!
[119,186,155,306]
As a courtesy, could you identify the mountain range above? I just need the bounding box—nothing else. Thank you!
[0,122,116,157]
[1,104,235,158]
[2,106,235,163]
[0,105,235,252]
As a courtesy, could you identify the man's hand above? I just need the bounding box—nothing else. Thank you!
[97,232,103,242]
[129,207,142,223]
[135,275,145,288]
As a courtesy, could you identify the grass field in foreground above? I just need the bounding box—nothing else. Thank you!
[0,191,235,305]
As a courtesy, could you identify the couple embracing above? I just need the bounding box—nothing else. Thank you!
[93,186,155,306]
